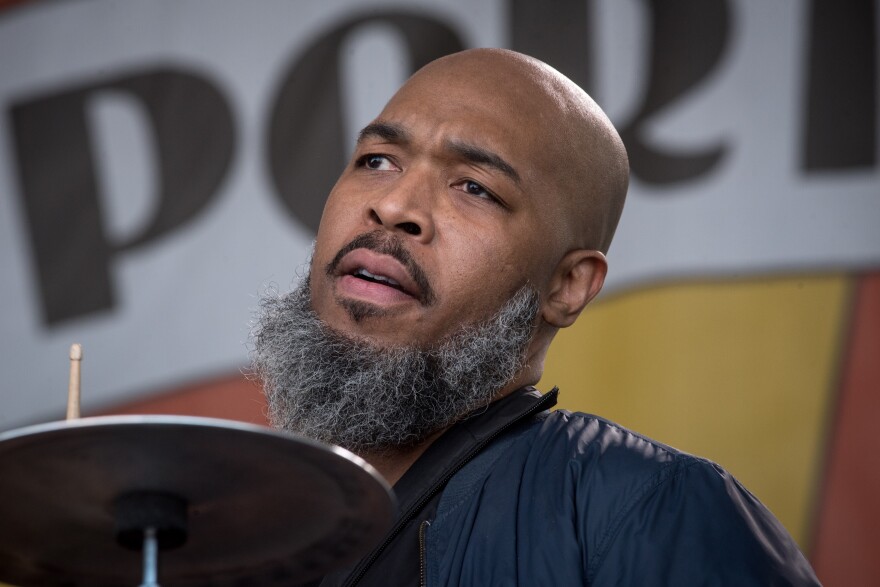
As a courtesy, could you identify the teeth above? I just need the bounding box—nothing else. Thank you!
[354,268,401,287]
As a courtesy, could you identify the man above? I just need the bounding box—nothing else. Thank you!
[253,48,820,585]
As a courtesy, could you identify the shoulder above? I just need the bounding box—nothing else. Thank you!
[519,409,704,531]
[517,410,819,585]
[520,409,698,491]
[531,409,685,458]
[430,407,819,586]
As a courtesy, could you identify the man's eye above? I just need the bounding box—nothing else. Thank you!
[462,180,492,199]
[358,154,396,171]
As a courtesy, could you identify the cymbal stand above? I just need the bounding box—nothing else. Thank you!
[115,492,188,587]
[141,528,159,587]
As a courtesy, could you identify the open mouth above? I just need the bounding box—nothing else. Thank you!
[332,247,424,304]
[350,268,408,294]
[327,233,435,305]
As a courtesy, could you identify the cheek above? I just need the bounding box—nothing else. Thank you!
[314,190,360,255]
[317,190,351,234]
[438,235,524,313]
[448,219,534,276]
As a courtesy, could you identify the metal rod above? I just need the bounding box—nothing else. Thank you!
[140,527,159,587]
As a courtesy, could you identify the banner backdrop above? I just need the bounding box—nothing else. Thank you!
[1,1,877,584]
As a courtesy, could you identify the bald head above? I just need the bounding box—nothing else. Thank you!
[392,48,629,254]
[311,47,628,357]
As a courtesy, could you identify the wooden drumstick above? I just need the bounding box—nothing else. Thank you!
[67,343,82,420]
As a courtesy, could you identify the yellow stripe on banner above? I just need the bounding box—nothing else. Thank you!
[540,274,852,548]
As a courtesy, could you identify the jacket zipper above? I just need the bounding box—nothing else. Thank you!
[341,389,558,587]
[419,519,430,587]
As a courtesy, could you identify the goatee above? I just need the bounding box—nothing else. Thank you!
[250,276,540,453]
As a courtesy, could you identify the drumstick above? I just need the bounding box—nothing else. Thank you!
[67,343,82,420]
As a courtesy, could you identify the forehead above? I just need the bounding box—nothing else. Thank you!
[375,69,561,181]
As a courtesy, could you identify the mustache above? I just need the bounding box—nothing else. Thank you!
[325,230,436,305]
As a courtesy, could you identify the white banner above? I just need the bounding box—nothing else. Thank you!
[1,0,877,429]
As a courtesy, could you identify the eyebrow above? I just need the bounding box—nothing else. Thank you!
[446,140,522,185]
[357,121,411,144]
[357,121,522,185]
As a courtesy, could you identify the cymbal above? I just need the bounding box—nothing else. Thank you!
[0,415,395,586]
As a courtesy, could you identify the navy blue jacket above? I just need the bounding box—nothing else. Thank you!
[319,387,820,586]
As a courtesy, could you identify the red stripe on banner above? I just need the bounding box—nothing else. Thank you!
[811,271,880,585]
[96,373,269,426]
[0,0,34,12]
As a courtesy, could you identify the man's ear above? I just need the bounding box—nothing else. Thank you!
[542,249,607,328]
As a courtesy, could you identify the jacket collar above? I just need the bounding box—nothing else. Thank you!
[335,387,559,587]
[394,386,559,522]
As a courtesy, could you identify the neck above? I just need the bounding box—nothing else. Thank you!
[359,427,447,486]
[356,376,541,485]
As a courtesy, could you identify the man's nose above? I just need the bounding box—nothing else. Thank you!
[368,166,436,242]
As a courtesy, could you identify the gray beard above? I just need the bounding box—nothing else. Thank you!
[250,276,540,453]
